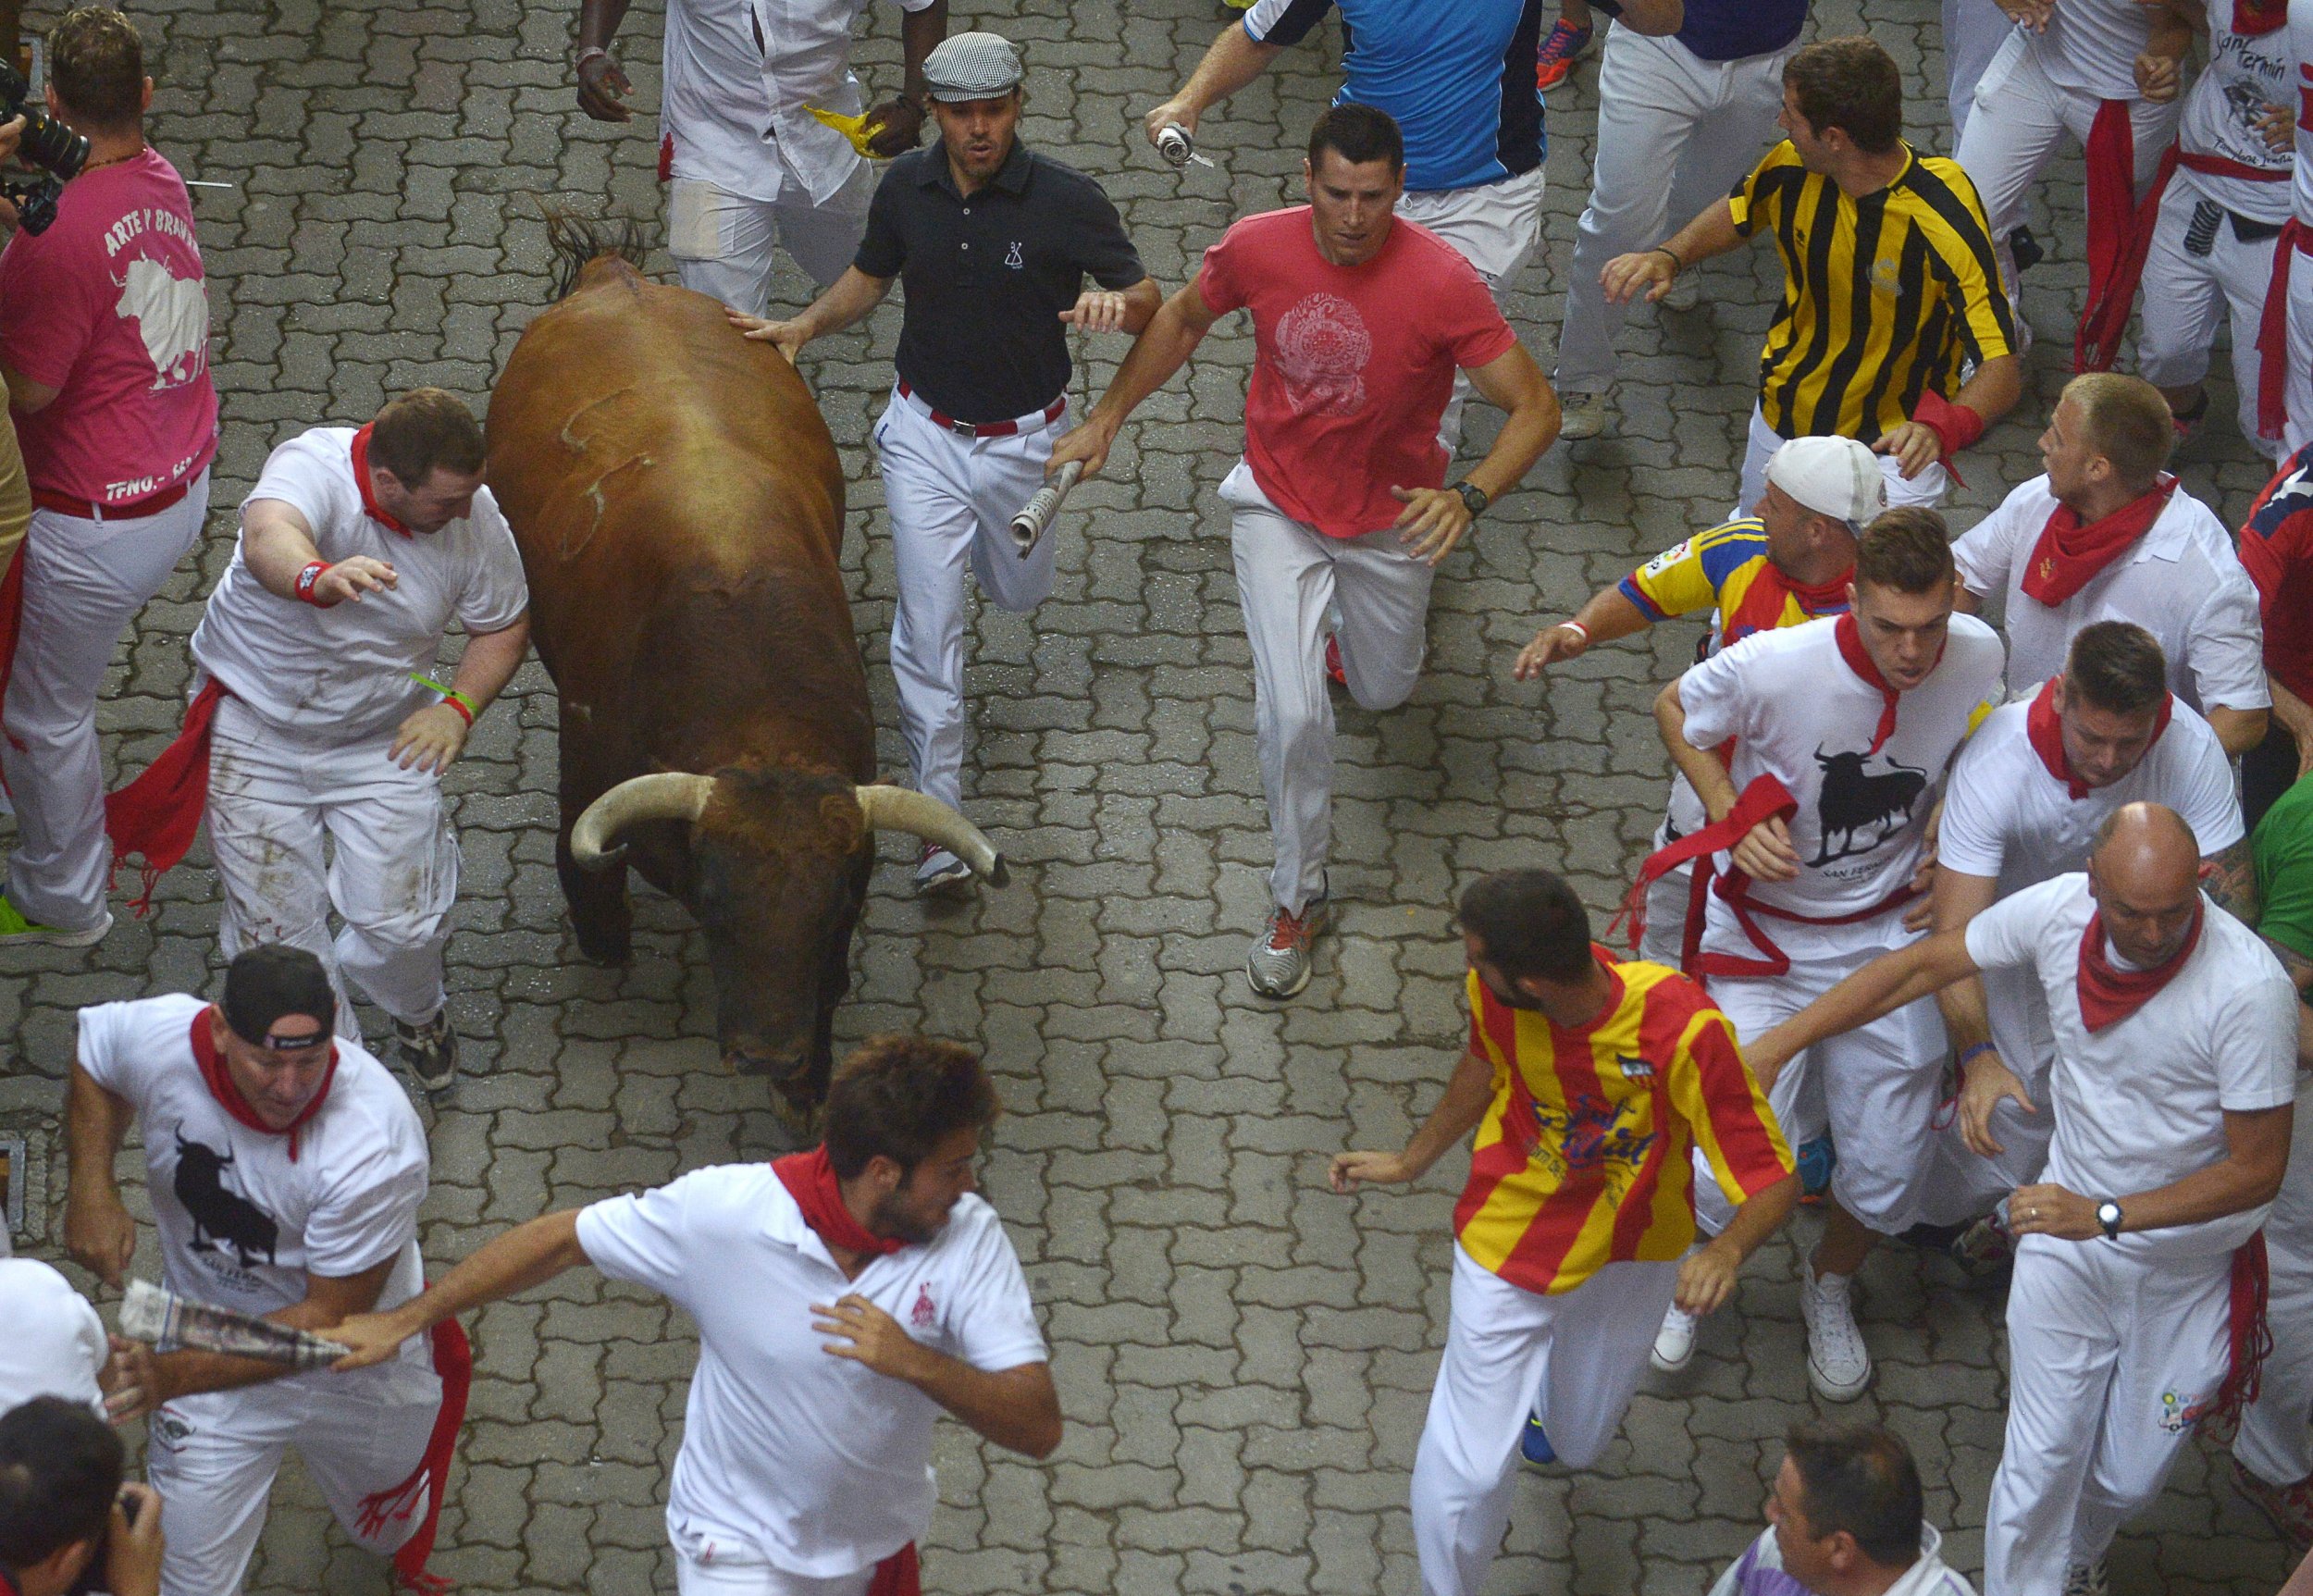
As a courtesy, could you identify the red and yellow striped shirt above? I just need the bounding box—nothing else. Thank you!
[1454,950,1793,1295]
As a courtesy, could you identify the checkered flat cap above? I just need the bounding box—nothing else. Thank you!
[922,31,1023,100]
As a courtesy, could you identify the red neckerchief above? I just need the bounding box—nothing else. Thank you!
[2021,476,2178,606]
[772,1145,904,1257]
[349,424,414,538]
[189,1005,338,1163]
[1834,612,1904,754]
[1720,560,1852,647]
[2025,678,2173,800]
[2235,0,2287,33]
[2076,901,2204,1031]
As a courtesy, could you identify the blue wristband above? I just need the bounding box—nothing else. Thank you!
[1958,1042,1998,1069]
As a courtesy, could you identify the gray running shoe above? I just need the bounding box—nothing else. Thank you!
[394,1011,458,1094]
[1246,896,1329,999]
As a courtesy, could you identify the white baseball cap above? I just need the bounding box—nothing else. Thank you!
[1764,435,1886,526]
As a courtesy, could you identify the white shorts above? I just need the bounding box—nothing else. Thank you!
[675,1544,875,1596]
[2134,169,2287,459]
[667,164,874,314]
[1737,403,1946,521]
[1397,167,1547,292]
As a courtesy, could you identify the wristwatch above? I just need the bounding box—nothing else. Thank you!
[2096,1199,2124,1240]
[1451,480,1490,518]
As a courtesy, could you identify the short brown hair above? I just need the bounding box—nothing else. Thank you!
[823,1034,1001,1180]
[368,389,486,484]
[48,6,144,130]
[2064,621,2168,717]
[2064,373,2174,492]
[1785,1421,1923,1568]
[1308,102,1404,175]
[1456,869,1593,987]
[1783,39,1903,155]
[1853,506,1955,595]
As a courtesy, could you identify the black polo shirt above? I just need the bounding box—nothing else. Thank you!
[855,139,1146,425]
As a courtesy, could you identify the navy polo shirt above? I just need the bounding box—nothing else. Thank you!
[1591,0,1809,63]
[855,140,1146,425]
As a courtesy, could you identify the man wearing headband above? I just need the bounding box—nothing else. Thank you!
[733,31,1157,894]
[61,944,463,1596]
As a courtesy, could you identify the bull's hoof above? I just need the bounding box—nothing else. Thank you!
[572,922,632,967]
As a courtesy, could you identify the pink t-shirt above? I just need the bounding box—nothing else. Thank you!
[0,148,218,505]
[1194,207,1515,538]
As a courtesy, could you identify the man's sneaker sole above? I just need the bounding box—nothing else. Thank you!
[0,910,113,948]
[1557,396,1610,441]
[1806,1350,1873,1403]
[1245,950,1314,999]
[1650,1313,1697,1374]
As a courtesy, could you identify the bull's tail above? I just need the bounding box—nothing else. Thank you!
[541,208,650,301]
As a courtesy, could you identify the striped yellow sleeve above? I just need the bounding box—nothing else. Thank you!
[1728,142,1800,237]
[1913,156,2016,365]
[1667,1009,1794,1206]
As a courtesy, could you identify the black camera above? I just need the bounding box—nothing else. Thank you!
[0,62,93,179]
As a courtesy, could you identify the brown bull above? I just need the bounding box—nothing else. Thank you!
[487,220,1005,1116]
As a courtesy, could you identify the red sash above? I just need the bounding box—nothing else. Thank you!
[772,1145,903,1257]
[104,678,229,916]
[867,1544,922,1596]
[2019,476,2177,607]
[2214,1233,2275,1429]
[190,1004,337,1163]
[2024,678,2171,799]
[2074,902,2203,1030]
[2257,220,2313,440]
[2080,141,2289,376]
[353,1318,474,1595]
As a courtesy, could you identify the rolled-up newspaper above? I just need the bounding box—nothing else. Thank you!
[119,1278,351,1369]
[1009,459,1084,558]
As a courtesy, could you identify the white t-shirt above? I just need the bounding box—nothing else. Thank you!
[1965,876,2298,1260]
[191,427,528,742]
[75,993,429,1360]
[575,1166,1045,1577]
[2175,0,2294,224]
[2032,0,2158,101]
[0,1259,106,1414]
[1939,694,2244,1083]
[1951,475,2270,715]
[1676,613,2005,959]
[662,0,935,205]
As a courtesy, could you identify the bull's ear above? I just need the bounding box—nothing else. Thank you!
[816,792,867,852]
[571,773,716,869]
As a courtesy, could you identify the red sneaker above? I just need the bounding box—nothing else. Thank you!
[1535,19,1594,93]
[1324,635,1346,687]
[2234,1458,2313,1553]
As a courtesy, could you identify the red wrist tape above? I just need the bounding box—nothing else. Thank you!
[294,562,338,607]
[1912,390,1985,456]
[439,695,474,728]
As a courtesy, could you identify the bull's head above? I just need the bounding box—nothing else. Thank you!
[568,769,1007,1104]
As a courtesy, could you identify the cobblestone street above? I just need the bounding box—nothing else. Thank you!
[0,0,2300,1590]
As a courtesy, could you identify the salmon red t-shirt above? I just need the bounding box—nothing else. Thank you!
[0,148,218,505]
[1194,207,1515,538]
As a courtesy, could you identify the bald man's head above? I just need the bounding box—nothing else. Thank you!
[2086,803,2204,967]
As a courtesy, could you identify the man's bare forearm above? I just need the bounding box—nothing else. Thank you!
[1715,1173,1799,1261]
[576,0,632,52]
[66,1066,132,1207]
[1952,352,2023,429]
[898,0,946,101]
[1760,934,1979,1063]
[1655,682,1738,821]
[2208,704,2272,759]
[448,618,531,711]
[1396,1048,1499,1180]
[1659,199,1744,272]
[1082,290,1212,438]
[1169,23,1284,119]
[2098,1107,2292,1230]
[795,268,897,345]
[906,1356,1061,1457]
[375,1210,592,1340]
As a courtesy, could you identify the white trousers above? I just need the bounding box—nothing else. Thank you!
[1553,25,1791,398]
[675,1546,872,1596]
[2238,1224,2313,1487]
[1985,1236,2232,1593]
[1398,166,1545,451]
[1942,0,2015,142]
[1695,931,1947,1236]
[1955,34,2181,303]
[1737,404,1946,521]
[667,165,873,315]
[2135,169,2287,460]
[873,386,1060,816]
[2283,242,2313,455]
[147,1358,442,1596]
[1410,1246,1677,1596]
[0,473,208,928]
[206,693,457,1037]
[1225,461,1434,916]
[1917,1030,2054,1230]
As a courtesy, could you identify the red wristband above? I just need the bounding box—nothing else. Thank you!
[1912,390,1985,456]
[293,561,337,607]
[439,694,474,727]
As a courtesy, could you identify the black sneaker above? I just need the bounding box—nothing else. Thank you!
[2010,225,2046,273]
[394,1011,457,1094]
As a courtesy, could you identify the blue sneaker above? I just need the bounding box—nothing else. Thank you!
[1520,1415,1556,1466]
[1796,1135,1837,1205]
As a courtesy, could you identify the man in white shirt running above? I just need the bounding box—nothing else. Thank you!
[1748,804,2297,1596]
[1916,621,2250,1266]
[330,1034,1060,1596]
[1640,509,2004,1393]
[63,944,461,1596]
[107,390,532,1094]
[1951,372,2270,756]
[1707,1421,1976,1596]
[574,0,946,315]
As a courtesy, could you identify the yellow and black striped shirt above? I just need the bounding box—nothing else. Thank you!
[1729,141,2014,447]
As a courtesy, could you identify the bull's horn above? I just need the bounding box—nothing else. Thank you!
[570,773,716,870]
[854,786,1010,886]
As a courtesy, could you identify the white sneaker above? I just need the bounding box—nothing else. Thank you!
[2061,1558,2109,1596]
[1651,1305,1698,1373]
[1799,1264,1872,1401]
[1657,273,1701,313]
[1558,391,1612,441]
